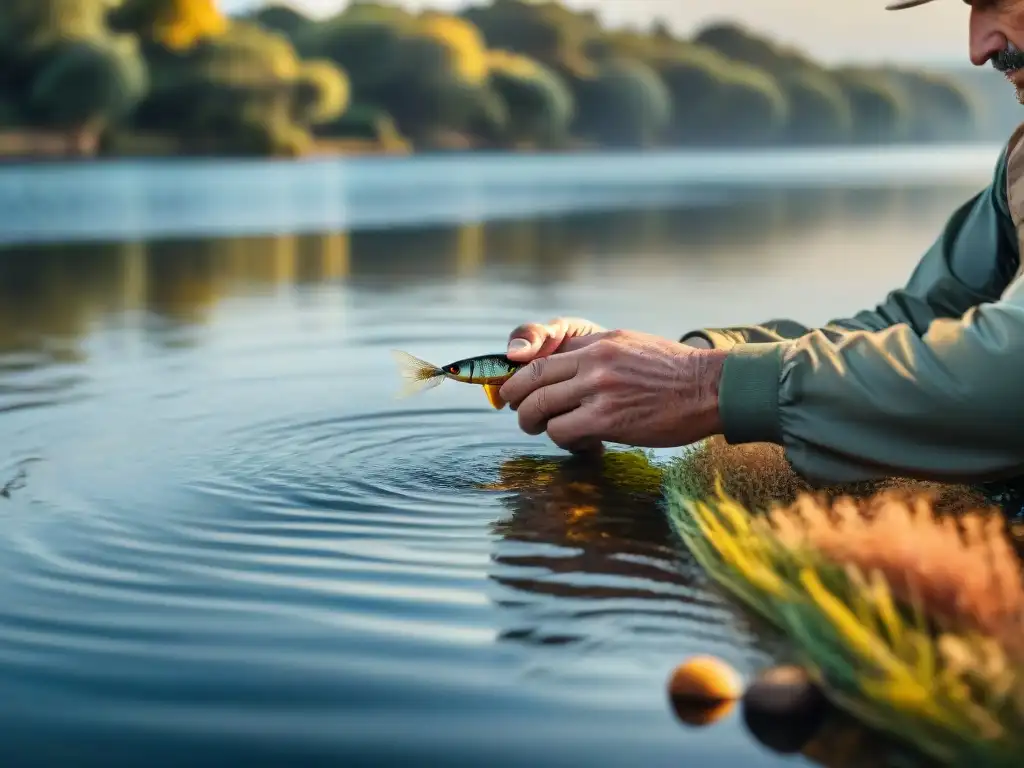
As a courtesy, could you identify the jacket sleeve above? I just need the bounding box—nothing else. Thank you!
[718,272,1024,486]
[680,140,1020,352]
[699,133,1024,486]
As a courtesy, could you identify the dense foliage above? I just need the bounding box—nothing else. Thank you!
[0,0,985,156]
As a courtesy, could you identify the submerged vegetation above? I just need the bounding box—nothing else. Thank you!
[664,437,1024,765]
[0,0,988,158]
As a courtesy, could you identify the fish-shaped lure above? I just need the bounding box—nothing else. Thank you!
[391,350,523,409]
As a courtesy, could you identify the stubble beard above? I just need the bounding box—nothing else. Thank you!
[1008,74,1024,105]
[993,41,1024,104]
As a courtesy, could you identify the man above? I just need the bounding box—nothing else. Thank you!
[497,0,1024,487]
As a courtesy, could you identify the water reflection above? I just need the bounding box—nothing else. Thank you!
[0,183,977,359]
[485,451,678,607]
[481,450,762,666]
[743,700,939,768]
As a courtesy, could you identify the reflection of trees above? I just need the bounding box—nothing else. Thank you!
[210,231,351,288]
[0,231,352,354]
[0,242,131,355]
[480,450,738,648]
[0,183,976,355]
[742,700,938,768]
[346,223,484,288]
[553,195,791,257]
[344,185,931,289]
[475,217,586,283]
[144,239,231,322]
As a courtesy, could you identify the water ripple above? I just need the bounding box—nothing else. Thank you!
[0,174,967,765]
[0,301,776,763]
[0,404,764,715]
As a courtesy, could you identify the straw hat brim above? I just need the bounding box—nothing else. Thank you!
[885,0,940,9]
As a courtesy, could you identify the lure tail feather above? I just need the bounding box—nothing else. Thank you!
[390,350,446,398]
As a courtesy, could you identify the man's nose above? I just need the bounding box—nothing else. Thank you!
[969,8,1009,66]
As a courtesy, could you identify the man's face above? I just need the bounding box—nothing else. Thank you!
[971,0,1024,103]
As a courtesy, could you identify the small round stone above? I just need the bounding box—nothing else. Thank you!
[741,665,827,753]
[667,655,744,703]
[743,665,824,716]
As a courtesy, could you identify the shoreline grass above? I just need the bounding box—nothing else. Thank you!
[662,437,1024,765]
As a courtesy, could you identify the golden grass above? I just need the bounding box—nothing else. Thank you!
[769,494,1024,655]
[664,441,1024,766]
[666,435,992,516]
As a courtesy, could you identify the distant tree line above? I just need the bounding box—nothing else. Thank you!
[0,0,984,157]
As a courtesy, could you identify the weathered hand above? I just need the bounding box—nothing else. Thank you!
[498,329,727,451]
[505,317,606,362]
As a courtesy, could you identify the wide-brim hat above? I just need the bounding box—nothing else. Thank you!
[885,0,939,8]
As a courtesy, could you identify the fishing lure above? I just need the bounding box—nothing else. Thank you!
[391,350,524,410]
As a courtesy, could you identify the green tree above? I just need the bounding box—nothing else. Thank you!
[186,19,301,84]
[132,20,293,132]
[291,59,349,126]
[832,67,910,143]
[694,21,810,76]
[312,103,408,152]
[585,25,789,146]
[328,1,415,26]
[573,57,672,148]
[298,10,492,146]
[777,68,853,144]
[247,3,312,40]
[295,17,407,92]
[646,44,787,146]
[0,0,110,55]
[463,85,509,147]
[0,0,986,155]
[712,65,790,145]
[881,67,977,142]
[0,100,25,129]
[486,50,572,148]
[693,21,862,144]
[28,35,149,149]
[460,0,598,80]
[129,16,344,156]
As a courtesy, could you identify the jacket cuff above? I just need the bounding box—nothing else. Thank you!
[680,328,747,351]
[719,342,788,445]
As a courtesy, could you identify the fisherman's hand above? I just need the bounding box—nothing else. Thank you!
[498,330,727,451]
[505,317,605,362]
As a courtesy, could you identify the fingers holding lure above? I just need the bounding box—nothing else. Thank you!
[390,350,524,410]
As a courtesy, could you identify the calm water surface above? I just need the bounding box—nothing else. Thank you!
[0,153,996,766]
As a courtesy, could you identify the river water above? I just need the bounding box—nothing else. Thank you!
[0,147,1001,766]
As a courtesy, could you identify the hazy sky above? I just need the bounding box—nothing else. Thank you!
[221,0,974,65]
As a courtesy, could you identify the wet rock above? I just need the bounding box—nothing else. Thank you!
[666,655,743,727]
[741,665,827,754]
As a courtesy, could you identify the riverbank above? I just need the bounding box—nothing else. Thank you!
[0,129,415,164]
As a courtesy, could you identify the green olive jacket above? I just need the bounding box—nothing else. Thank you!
[681,125,1024,486]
